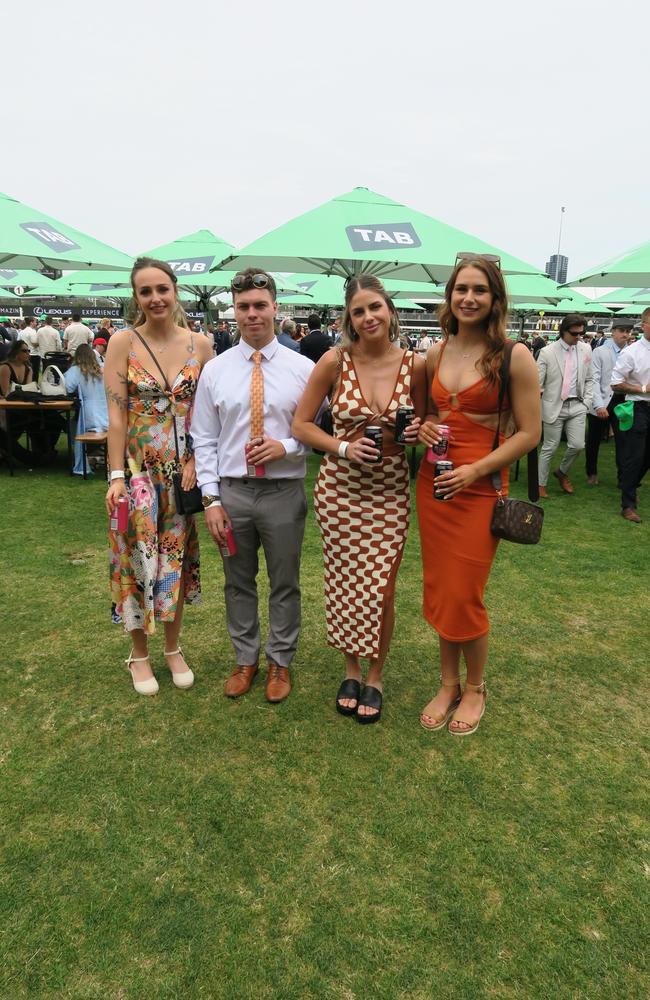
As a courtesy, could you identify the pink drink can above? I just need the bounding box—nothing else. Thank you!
[426,424,450,462]
[220,524,237,557]
[110,496,129,533]
[245,440,266,477]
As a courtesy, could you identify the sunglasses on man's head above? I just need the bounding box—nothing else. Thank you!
[231,273,272,292]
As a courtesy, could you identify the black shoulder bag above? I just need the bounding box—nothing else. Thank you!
[489,342,544,545]
[133,331,204,516]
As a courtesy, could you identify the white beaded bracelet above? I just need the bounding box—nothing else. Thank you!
[338,441,349,459]
[110,470,125,481]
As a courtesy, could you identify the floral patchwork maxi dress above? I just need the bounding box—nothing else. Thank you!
[109,339,201,634]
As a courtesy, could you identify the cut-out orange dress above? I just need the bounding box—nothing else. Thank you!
[416,356,508,642]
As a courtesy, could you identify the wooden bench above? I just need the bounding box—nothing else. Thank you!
[75,431,108,480]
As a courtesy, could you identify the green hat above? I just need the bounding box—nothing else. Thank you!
[614,400,635,431]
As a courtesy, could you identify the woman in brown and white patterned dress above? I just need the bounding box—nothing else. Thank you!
[292,275,426,723]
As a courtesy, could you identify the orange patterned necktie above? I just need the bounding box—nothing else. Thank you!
[250,350,264,438]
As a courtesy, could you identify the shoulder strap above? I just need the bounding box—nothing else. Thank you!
[490,341,539,502]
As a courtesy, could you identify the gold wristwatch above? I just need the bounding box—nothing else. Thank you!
[201,494,221,509]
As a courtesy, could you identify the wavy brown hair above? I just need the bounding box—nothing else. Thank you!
[438,257,508,386]
[74,343,103,380]
[340,274,402,349]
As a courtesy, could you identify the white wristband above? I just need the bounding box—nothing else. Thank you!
[338,441,349,459]
[206,500,222,509]
[643,384,647,394]
[110,470,125,481]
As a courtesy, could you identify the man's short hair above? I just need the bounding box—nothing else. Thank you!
[641,307,650,324]
[559,313,587,338]
[72,312,81,322]
[230,267,277,301]
[307,313,321,332]
[281,319,296,335]
[45,314,53,324]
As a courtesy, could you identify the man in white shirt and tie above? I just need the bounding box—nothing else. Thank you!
[536,314,593,497]
[611,307,650,523]
[192,268,316,702]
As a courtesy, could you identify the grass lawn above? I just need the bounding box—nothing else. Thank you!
[1,443,648,999]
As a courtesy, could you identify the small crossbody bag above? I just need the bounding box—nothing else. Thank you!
[133,331,204,516]
[489,342,544,545]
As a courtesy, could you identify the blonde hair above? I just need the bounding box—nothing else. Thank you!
[340,274,401,349]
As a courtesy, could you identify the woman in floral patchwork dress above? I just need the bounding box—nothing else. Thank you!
[104,258,213,696]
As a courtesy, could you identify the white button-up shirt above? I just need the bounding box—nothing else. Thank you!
[559,338,578,398]
[191,335,316,494]
[611,336,650,402]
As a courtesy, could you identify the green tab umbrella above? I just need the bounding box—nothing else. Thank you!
[217,187,541,282]
[278,273,443,308]
[589,286,650,305]
[0,268,55,292]
[565,238,650,288]
[0,190,133,271]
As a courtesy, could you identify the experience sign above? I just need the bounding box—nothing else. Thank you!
[20,221,81,253]
[346,223,422,252]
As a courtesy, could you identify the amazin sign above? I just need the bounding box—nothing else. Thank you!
[346,223,421,252]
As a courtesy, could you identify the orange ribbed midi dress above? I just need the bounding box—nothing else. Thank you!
[416,363,508,643]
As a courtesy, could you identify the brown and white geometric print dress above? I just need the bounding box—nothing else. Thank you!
[314,348,415,658]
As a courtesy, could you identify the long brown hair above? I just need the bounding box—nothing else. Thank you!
[130,257,188,328]
[340,274,402,349]
[438,257,508,385]
[74,343,102,380]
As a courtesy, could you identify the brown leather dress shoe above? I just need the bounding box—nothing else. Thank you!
[224,664,258,698]
[266,663,291,703]
[553,469,574,494]
[622,508,642,523]
[538,486,548,499]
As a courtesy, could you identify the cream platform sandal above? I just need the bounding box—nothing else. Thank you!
[125,652,159,696]
[164,648,194,690]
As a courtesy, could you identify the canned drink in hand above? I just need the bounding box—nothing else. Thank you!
[432,424,450,457]
[433,459,454,501]
[220,523,237,557]
[365,425,383,463]
[110,496,129,532]
[245,439,266,477]
[394,406,415,444]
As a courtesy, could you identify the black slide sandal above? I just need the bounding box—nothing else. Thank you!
[335,678,361,716]
[357,685,382,725]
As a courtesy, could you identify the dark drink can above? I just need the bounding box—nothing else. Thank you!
[433,460,454,501]
[394,406,415,444]
[220,524,237,557]
[365,425,383,463]
[432,424,450,457]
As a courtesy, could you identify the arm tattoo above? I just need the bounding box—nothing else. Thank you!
[106,386,127,410]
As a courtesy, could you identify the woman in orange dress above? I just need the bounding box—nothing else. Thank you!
[293,275,426,723]
[416,257,540,735]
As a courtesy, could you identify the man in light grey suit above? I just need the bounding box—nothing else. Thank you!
[537,314,594,497]
[585,320,632,485]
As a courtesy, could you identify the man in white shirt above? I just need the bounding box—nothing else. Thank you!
[192,268,316,703]
[611,307,650,522]
[536,315,593,497]
[36,315,63,365]
[64,313,92,354]
[417,334,433,353]
[585,321,631,485]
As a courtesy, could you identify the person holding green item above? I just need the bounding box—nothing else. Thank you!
[611,307,650,523]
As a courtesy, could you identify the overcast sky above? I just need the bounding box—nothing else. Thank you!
[6,0,648,279]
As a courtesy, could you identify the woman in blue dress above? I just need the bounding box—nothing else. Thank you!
[64,343,109,475]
